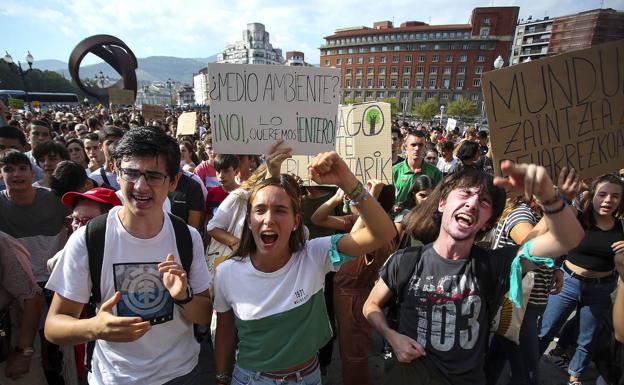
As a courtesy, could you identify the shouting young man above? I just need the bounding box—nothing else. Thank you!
[364,163,584,385]
[45,127,212,385]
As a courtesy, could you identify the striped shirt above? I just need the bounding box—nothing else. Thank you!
[493,203,553,306]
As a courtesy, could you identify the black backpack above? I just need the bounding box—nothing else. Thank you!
[386,244,502,332]
[83,212,194,370]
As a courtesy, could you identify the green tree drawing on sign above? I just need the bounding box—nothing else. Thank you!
[365,108,381,133]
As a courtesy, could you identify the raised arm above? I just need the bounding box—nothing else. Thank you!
[310,189,352,231]
[614,251,624,342]
[308,152,396,257]
[494,162,584,260]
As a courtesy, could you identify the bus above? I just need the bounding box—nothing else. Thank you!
[0,90,80,109]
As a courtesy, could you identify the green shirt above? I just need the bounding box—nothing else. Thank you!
[392,159,442,205]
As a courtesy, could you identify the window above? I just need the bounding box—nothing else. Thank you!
[416,66,424,74]
[354,91,361,98]
[391,66,398,74]
[419,55,426,62]
[324,59,330,66]
[345,79,351,88]
[401,91,409,98]
[442,79,450,89]
[429,79,436,88]
[392,55,399,63]
[480,27,490,37]
[460,55,467,62]
[403,79,410,88]
[456,79,464,88]
[365,91,373,98]
[344,90,351,97]
[427,92,435,99]
[457,66,466,74]
[338,49,344,54]
[379,79,385,88]
[480,43,487,50]
[367,67,374,75]
[446,55,453,62]
[346,68,352,75]
[441,93,449,99]
[471,93,480,101]
[347,57,352,64]
[434,44,440,50]
[336,58,342,65]
[379,67,386,75]
[391,79,397,88]
[432,55,439,62]
[357,57,364,64]
[358,47,366,53]
[382,46,389,52]
[477,55,485,62]
[473,79,481,87]
[388,91,396,97]
[380,56,387,63]
[348,48,354,53]
[429,66,438,74]
[356,79,362,88]
[405,55,412,62]
[403,67,411,74]
[475,66,483,75]
[377,91,385,98]
[368,56,374,63]
[367,79,373,88]
[483,17,490,25]
[416,79,423,88]
[356,67,363,75]
[370,47,377,52]
[394,45,401,51]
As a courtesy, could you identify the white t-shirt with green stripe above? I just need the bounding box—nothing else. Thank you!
[213,236,343,372]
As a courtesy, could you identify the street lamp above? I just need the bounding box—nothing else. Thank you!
[166,78,173,107]
[440,105,445,128]
[2,51,35,109]
[481,55,506,124]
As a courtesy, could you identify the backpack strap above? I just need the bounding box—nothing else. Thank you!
[471,245,500,327]
[86,213,108,305]
[168,213,193,280]
[395,246,424,305]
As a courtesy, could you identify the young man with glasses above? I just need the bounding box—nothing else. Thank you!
[45,127,212,385]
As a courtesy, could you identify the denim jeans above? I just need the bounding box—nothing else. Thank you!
[231,364,322,385]
[538,270,615,377]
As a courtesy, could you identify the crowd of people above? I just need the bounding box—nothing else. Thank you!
[0,100,623,385]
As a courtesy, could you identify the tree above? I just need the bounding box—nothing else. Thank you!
[381,97,400,116]
[341,98,357,105]
[412,99,439,121]
[446,97,478,122]
[0,65,87,98]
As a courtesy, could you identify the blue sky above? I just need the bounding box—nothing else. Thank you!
[1,0,621,65]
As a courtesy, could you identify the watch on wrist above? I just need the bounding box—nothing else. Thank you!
[173,285,194,306]
[15,346,34,357]
[215,373,231,384]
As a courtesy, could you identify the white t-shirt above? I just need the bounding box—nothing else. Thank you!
[46,206,211,385]
[89,168,120,190]
[437,156,458,174]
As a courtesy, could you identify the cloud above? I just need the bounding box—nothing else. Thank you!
[3,0,621,63]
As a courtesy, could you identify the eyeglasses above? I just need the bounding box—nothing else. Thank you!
[71,216,93,228]
[118,168,169,186]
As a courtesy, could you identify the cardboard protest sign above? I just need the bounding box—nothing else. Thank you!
[446,118,457,131]
[176,112,197,136]
[108,89,135,105]
[482,40,624,179]
[281,102,392,185]
[208,63,341,155]
[142,104,166,122]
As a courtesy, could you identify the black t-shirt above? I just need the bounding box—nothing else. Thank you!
[168,174,205,222]
[380,243,518,385]
[566,213,624,272]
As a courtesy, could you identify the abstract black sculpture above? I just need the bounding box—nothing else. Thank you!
[68,35,138,105]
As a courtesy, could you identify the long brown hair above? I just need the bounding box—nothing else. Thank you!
[403,169,506,244]
[581,173,624,226]
[232,174,306,259]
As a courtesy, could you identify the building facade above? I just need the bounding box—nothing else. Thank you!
[320,7,519,112]
[193,67,209,105]
[510,16,553,65]
[217,23,284,65]
[285,51,313,66]
[177,85,195,106]
[510,8,624,65]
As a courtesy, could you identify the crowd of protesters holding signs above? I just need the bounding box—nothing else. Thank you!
[0,43,624,385]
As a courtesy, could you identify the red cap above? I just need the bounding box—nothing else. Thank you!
[61,187,122,207]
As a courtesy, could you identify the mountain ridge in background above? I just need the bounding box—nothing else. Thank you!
[33,55,218,84]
